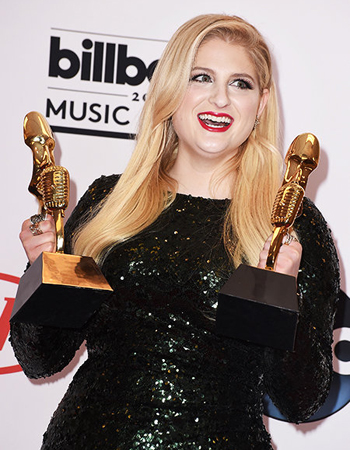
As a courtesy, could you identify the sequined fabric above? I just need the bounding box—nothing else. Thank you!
[10,175,339,450]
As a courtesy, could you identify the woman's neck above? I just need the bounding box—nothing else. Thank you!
[169,156,234,200]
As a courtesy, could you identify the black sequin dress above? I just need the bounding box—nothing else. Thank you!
[10,175,339,450]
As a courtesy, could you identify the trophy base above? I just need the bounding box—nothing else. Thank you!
[216,264,299,351]
[10,252,113,329]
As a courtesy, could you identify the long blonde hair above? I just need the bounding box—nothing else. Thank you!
[73,14,282,267]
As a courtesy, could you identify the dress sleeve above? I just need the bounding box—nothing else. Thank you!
[9,174,120,379]
[263,198,340,422]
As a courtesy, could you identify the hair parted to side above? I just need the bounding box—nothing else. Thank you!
[73,14,282,267]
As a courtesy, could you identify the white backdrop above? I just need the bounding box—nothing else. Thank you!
[1,0,350,448]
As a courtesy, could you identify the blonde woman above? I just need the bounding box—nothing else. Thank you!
[12,14,339,450]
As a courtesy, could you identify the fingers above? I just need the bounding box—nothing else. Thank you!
[258,233,302,278]
[20,214,56,265]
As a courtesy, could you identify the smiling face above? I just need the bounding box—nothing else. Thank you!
[172,38,269,165]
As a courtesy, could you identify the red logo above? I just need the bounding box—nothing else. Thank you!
[0,273,22,374]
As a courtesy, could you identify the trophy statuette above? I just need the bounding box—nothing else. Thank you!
[10,112,113,328]
[216,133,320,350]
[23,111,69,252]
[265,133,319,271]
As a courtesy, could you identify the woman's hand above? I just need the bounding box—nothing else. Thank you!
[257,234,302,278]
[19,214,56,265]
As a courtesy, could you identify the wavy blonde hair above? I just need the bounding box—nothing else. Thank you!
[73,14,282,267]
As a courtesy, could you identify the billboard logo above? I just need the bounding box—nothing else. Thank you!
[46,29,167,139]
[49,37,158,86]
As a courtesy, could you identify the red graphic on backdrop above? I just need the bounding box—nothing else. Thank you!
[0,273,22,374]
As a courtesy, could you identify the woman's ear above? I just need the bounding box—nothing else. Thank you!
[257,88,270,117]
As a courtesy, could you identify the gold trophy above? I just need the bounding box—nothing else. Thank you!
[10,112,113,328]
[216,133,320,350]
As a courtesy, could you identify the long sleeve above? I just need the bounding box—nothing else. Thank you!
[263,198,340,422]
[9,322,85,379]
[10,174,120,379]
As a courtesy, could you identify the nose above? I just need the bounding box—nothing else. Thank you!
[209,83,231,108]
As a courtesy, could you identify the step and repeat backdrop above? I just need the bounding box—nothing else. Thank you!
[1,0,350,448]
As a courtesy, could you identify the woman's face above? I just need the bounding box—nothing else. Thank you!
[172,38,269,164]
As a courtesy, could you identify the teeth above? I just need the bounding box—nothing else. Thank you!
[198,113,232,124]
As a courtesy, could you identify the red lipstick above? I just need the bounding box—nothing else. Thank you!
[197,111,233,132]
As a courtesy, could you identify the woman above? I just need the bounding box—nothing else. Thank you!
[11,14,339,449]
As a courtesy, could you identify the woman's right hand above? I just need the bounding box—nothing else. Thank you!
[19,214,56,265]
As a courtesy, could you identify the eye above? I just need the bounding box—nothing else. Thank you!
[231,79,253,90]
[190,73,212,83]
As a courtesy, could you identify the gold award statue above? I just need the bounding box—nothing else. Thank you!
[24,111,68,252]
[216,133,320,350]
[11,112,113,328]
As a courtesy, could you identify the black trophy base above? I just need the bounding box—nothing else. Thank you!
[216,264,299,351]
[10,252,113,329]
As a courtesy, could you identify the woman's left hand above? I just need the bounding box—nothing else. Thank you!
[257,234,302,278]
